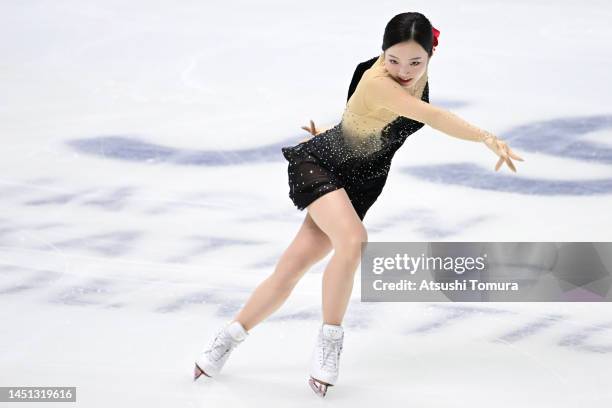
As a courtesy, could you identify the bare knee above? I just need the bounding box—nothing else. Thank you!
[334,225,368,258]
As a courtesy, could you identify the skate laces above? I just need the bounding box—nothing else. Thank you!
[319,336,342,372]
[206,330,236,362]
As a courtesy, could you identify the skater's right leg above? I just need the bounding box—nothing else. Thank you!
[195,213,333,380]
[233,212,334,331]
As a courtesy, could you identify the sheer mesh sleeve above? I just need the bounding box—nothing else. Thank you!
[364,75,495,142]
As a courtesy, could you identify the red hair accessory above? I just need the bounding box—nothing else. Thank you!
[432,26,440,53]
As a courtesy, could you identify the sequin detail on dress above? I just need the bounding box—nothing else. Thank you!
[281,54,430,221]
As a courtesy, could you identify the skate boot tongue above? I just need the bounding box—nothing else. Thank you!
[226,321,249,342]
[322,324,343,340]
[194,321,249,380]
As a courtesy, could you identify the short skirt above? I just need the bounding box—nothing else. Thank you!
[281,144,386,221]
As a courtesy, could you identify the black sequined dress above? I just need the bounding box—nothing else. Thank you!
[281,56,430,221]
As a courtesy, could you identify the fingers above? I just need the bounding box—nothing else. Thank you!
[487,138,523,173]
[494,155,516,173]
[500,144,517,173]
[507,148,525,161]
[300,119,318,136]
[495,156,504,171]
[498,140,524,162]
[493,142,517,173]
[505,157,517,172]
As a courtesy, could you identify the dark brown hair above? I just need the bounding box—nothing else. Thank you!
[382,12,435,57]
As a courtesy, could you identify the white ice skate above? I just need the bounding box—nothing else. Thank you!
[194,320,249,380]
[308,323,344,397]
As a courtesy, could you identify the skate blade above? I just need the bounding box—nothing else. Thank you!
[194,363,211,381]
[309,377,332,397]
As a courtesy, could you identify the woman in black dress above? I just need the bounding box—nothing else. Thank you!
[194,12,523,397]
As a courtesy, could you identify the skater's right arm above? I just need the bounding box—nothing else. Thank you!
[298,56,377,143]
[299,120,333,142]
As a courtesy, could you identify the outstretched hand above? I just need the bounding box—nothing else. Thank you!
[301,119,318,136]
[299,119,318,143]
[483,135,524,172]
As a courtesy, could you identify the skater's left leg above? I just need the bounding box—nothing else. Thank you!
[307,189,367,326]
[305,189,365,394]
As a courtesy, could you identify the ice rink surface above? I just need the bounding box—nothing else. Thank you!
[1,0,612,406]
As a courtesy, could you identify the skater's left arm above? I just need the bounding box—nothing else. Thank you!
[364,76,524,172]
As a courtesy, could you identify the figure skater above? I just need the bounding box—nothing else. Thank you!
[193,11,524,398]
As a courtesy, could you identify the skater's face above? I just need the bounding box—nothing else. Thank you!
[383,40,429,88]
